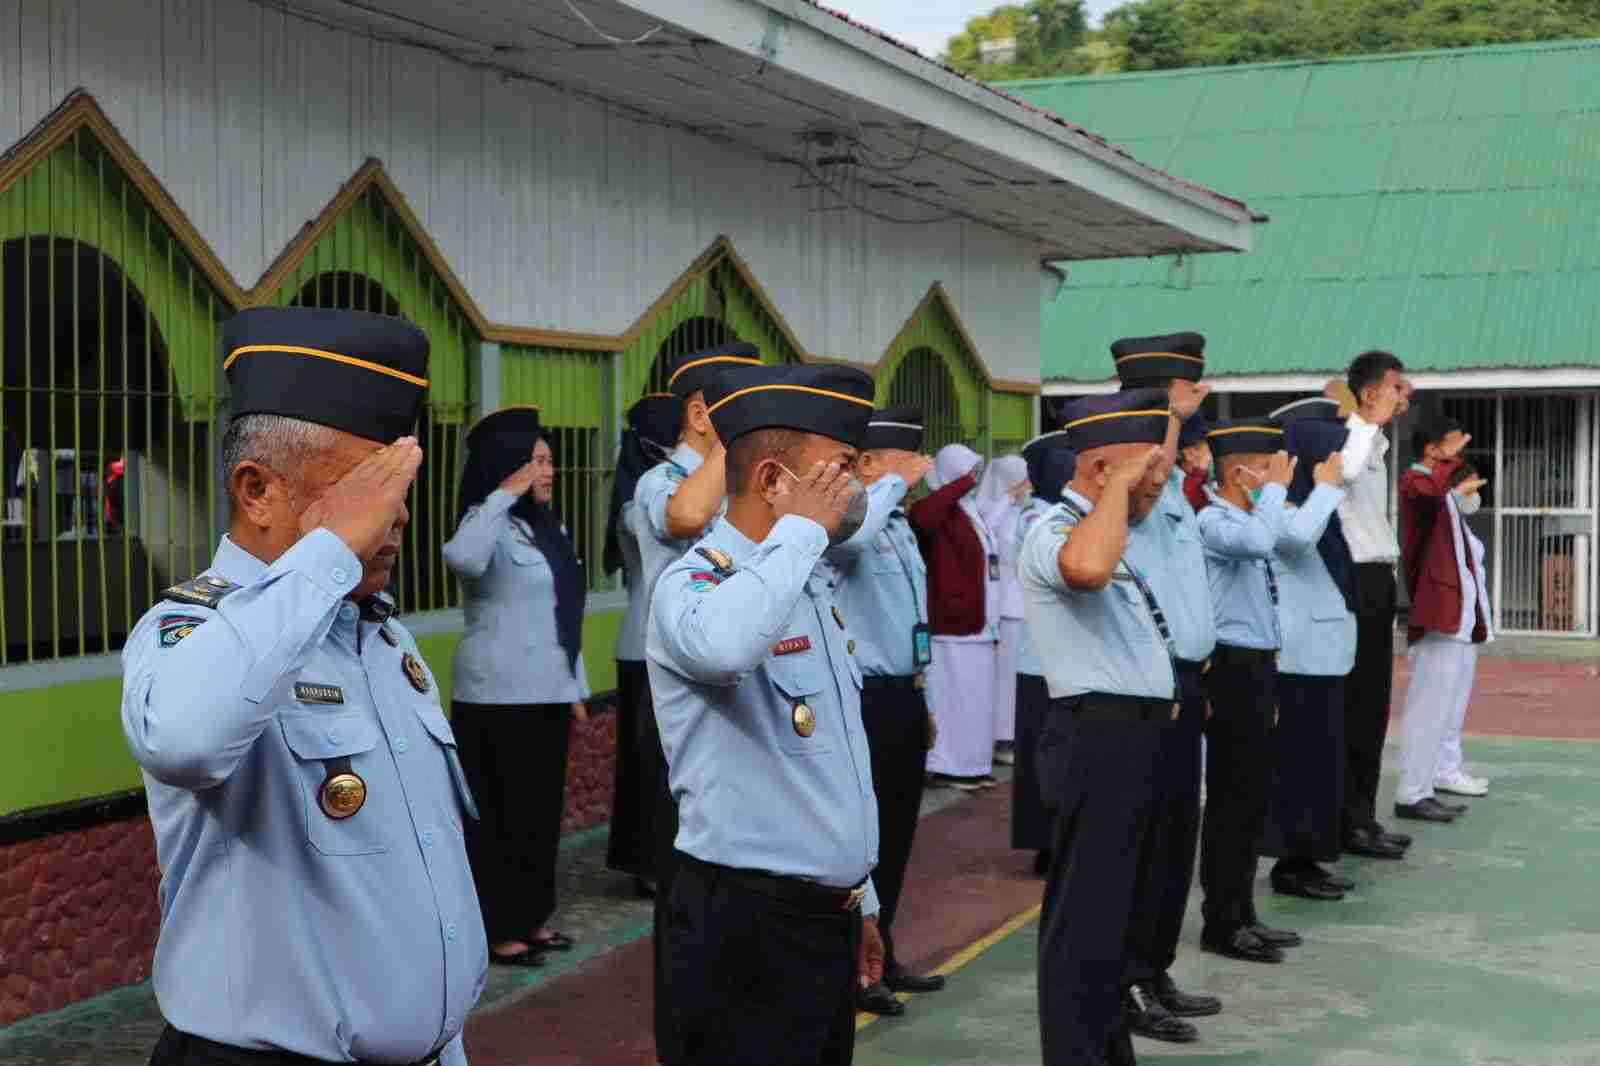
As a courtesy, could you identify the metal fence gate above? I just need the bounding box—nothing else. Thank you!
[1439,391,1597,638]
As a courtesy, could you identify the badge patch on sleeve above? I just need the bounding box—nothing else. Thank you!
[689,570,722,592]
[772,635,813,656]
[158,614,206,648]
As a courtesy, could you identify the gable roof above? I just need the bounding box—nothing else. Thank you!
[1004,39,1600,383]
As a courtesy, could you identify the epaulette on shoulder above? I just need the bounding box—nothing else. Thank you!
[695,546,737,578]
[161,574,240,608]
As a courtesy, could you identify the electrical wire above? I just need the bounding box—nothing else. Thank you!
[562,0,664,46]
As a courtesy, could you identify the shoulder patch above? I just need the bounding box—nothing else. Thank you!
[161,574,239,608]
[689,570,722,592]
[158,614,206,647]
[695,546,737,576]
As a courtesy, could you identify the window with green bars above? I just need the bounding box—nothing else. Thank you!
[0,129,226,664]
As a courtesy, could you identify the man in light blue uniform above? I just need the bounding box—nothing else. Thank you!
[822,405,943,1017]
[627,343,761,1066]
[1110,335,1221,1041]
[121,308,486,1066]
[1019,389,1175,1066]
[647,362,884,1066]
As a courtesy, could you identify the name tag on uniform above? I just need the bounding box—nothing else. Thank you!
[988,553,1000,581]
[912,623,932,668]
[773,636,813,656]
[294,682,345,705]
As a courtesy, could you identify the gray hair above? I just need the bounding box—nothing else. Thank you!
[220,414,337,507]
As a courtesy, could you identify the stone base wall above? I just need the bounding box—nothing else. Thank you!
[0,710,619,1026]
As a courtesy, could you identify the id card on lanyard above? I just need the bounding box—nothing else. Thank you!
[1057,498,1178,689]
[912,622,932,668]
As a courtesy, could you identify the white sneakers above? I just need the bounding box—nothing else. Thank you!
[1435,771,1489,797]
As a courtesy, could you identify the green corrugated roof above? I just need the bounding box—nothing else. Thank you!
[1003,39,1600,382]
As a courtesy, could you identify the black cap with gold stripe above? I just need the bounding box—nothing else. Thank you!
[1111,332,1206,387]
[223,307,428,443]
[1062,388,1171,452]
[666,343,764,399]
[862,405,924,452]
[704,364,876,449]
[1206,417,1286,458]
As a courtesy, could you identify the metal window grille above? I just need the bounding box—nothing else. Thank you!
[0,129,225,664]
[887,347,968,455]
[1438,391,1597,637]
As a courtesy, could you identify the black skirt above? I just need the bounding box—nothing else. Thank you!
[1011,673,1056,851]
[605,660,650,878]
[1260,674,1345,863]
[453,700,572,943]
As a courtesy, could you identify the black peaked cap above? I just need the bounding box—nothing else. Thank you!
[223,307,429,442]
[704,363,876,449]
[1111,331,1206,386]
[1207,417,1286,458]
[862,405,924,452]
[666,342,764,399]
[1062,388,1171,452]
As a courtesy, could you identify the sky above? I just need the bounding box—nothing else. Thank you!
[829,0,1123,58]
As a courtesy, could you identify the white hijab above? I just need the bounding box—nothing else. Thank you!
[929,443,988,549]
[977,454,1029,540]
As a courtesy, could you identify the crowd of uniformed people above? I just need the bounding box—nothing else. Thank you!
[119,306,1492,1066]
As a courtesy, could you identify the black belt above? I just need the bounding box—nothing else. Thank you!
[1174,657,1210,677]
[170,1030,443,1066]
[676,851,868,914]
[862,673,925,692]
[1050,692,1175,723]
[1211,643,1277,667]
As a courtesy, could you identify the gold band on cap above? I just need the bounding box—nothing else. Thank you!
[224,344,430,388]
[706,384,876,415]
[1206,425,1285,438]
[667,354,763,388]
[1064,408,1171,430]
[1114,351,1205,365]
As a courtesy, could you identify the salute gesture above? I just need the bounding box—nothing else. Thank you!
[301,437,424,561]
[773,460,858,539]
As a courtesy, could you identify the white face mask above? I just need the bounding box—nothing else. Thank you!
[1456,491,1483,517]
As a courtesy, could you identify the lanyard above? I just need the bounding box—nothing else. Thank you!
[1057,498,1178,689]
[886,512,927,624]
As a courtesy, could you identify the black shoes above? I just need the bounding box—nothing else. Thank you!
[1202,927,1285,963]
[1032,849,1052,877]
[1343,825,1407,859]
[857,982,906,1016]
[1310,865,1356,892]
[1125,984,1198,1043]
[1371,822,1413,848]
[885,969,946,994]
[1433,797,1470,815]
[1272,869,1345,900]
[1394,797,1459,822]
[1152,972,1221,1017]
[1248,922,1303,948]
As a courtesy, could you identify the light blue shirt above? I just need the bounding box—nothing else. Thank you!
[1018,489,1176,701]
[632,442,716,609]
[121,531,485,1066]
[1012,498,1052,677]
[1197,483,1343,652]
[646,514,881,915]
[614,500,649,662]
[1126,469,1217,663]
[1275,493,1356,677]
[443,489,590,704]
[822,476,926,678]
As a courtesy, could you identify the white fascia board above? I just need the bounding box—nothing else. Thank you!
[1042,367,1600,396]
[619,0,1255,254]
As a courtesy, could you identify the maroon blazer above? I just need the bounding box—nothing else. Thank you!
[909,473,987,637]
[1400,458,1487,645]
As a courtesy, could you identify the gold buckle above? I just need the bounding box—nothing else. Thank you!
[844,884,867,911]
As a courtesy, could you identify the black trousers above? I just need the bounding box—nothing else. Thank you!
[605,660,650,879]
[860,675,929,976]
[1344,563,1397,836]
[1263,674,1346,865]
[1123,660,1206,985]
[453,700,571,943]
[149,1026,441,1065]
[1011,673,1055,852]
[667,854,861,1066]
[1200,648,1277,937]
[638,681,683,1065]
[1038,693,1168,1066]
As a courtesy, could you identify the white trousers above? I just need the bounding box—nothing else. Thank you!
[927,637,999,777]
[1396,634,1479,806]
[994,618,1025,744]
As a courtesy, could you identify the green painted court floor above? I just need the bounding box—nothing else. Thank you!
[856,736,1600,1066]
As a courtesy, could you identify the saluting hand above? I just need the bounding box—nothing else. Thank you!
[1266,450,1297,488]
[1455,475,1488,497]
[1169,381,1211,422]
[499,461,541,498]
[1312,453,1344,486]
[860,916,886,989]
[896,453,935,489]
[1106,446,1163,489]
[301,437,423,562]
[1441,432,1473,460]
[772,460,855,539]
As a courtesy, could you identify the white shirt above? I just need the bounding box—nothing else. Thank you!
[1446,490,1495,644]
[1336,412,1399,564]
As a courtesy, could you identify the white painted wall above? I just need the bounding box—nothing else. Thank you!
[0,0,1044,383]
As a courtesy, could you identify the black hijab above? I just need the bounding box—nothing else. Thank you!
[1284,415,1357,612]
[458,407,586,673]
[1023,434,1077,505]
[603,393,683,576]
